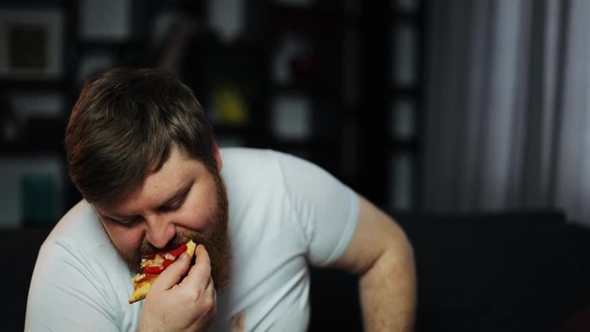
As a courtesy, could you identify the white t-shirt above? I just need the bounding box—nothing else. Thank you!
[25,148,360,332]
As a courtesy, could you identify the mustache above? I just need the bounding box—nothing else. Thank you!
[138,231,207,256]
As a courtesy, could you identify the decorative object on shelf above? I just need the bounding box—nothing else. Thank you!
[211,85,249,126]
[204,32,264,128]
[390,98,415,140]
[20,172,61,228]
[0,9,63,80]
[158,14,200,73]
[0,87,23,143]
[157,14,263,128]
[392,24,418,87]
[272,95,311,140]
[290,54,314,83]
[273,32,311,85]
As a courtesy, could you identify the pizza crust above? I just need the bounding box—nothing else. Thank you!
[128,276,154,304]
[128,240,197,304]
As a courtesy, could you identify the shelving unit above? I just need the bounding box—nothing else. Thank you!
[356,0,426,211]
[241,0,427,212]
[0,0,211,228]
[390,0,426,212]
[241,0,353,190]
[0,0,428,228]
[0,0,76,228]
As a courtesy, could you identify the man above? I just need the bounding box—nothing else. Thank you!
[25,68,416,331]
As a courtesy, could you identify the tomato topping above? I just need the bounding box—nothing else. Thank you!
[143,266,164,274]
[162,259,173,269]
[168,244,187,257]
[142,243,186,260]
[140,243,188,274]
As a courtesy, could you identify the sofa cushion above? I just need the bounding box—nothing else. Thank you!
[393,210,576,332]
[309,267,362,331]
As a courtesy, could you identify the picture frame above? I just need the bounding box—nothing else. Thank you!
[0,9,63,80]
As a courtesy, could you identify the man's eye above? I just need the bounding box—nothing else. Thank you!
[113,217,139,227]
[161,199,185,212]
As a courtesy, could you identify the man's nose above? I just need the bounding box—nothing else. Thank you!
[144,215,176,249]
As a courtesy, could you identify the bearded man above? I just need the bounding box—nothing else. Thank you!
[25,68,416,332]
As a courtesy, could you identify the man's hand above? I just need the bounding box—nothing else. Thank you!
[138,245,217,332]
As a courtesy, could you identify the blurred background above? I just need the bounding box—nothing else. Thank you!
[1,0,589,231]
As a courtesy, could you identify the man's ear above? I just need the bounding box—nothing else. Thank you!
[213,141,222,171]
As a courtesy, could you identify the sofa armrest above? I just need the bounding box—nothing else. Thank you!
[0,228,51,332]
[392,210,575,332]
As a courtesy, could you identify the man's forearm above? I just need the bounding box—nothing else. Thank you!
[358,241,417,332]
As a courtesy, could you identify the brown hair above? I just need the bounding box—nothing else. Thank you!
[65,67,216,205]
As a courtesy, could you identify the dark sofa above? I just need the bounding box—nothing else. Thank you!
[397,210,590,332]
[309,210,590,332]
[5,210,590,331]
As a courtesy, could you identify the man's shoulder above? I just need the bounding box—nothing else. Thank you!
[219,147,308,175]
[219,147,285,179]
[219,147,280,161]
[43,200,113,257]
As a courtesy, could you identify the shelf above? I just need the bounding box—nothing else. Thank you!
[212,124,251,136]
[391,10,420,25]
[269,137,339,150]
[0,0,66,9]
[274,82,340,96]
[391,86,421,99]
[389,138,420,152]
[0,139,64,157]
[0,117,66,157]
[0,141,65,157]
[77,39,148,53]
[150,0,206,13]
[272,4,359,34]
[0,78,66,91]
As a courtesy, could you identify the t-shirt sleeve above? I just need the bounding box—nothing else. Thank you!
[275,151,360,267]
[25,239,119,332]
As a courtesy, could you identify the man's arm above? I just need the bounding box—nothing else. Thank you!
[330,194,417,332]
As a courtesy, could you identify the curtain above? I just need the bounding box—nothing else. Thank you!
[422,0,590,225]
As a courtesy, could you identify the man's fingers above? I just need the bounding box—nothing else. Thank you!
[180,245,212,289]
[194,244,210,267]
[152,252,191,290]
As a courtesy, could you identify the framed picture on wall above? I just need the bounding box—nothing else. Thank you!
[0,9,63,80]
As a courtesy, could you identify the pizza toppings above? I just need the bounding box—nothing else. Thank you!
[140,244,188,274]
[128,240,197,304]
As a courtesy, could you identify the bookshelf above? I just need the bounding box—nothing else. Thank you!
[243,0,427,212]
[357,0,426,211]
[0,0,211,228]
[241,0,353,189]
[0,0,428,227]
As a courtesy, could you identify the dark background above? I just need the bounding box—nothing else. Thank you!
[4,3,590,332]
[0,0,426,229]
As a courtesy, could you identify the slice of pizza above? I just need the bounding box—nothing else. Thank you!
[128,239,197,304]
